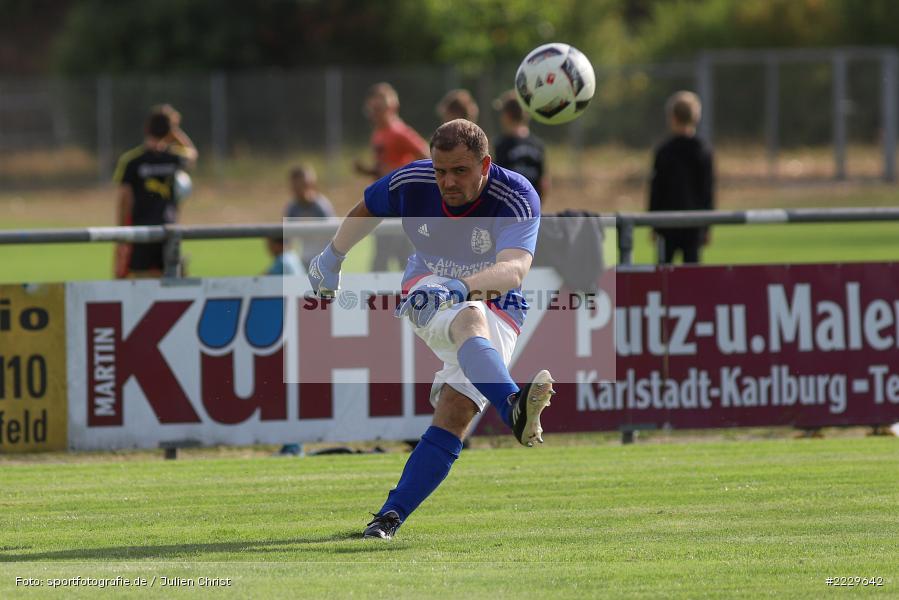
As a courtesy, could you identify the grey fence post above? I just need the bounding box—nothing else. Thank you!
[616,217,634,266]
[832,50,848,180]
[444,65,460,92]
[49,79,72,145]
[695,53,714,143]
[210,71,228,175]
[163,229,183,279]
[882,49,897,183]
[96,75,113,182]
[325,67,343,183]
[765,52,780,179]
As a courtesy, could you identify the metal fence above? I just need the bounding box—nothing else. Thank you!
[1,47,897,184]
[3,207,899,278]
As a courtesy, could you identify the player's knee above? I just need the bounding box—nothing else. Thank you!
[433,386,478,438]
[449,306,489,345]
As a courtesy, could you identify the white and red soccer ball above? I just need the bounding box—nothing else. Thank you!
[515,43,596,125]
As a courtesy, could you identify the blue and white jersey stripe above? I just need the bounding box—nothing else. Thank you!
[388,163,436,190]
[489,179,533,219]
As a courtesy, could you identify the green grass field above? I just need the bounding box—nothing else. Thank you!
[1,438,896,599]
[0,235,377,284]
[2,222,898,284]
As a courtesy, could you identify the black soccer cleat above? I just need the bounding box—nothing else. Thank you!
[510,369,556,447]
[362,511,402,540]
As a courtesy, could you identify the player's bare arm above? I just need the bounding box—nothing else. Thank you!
[353,158,379,178]
[461,248,533,301]
[116,184,134,226]
[308,200,382,296]
[170,128,198,167]
[156,104,198,167]
[113,183,135,279]
[331,200,382,255]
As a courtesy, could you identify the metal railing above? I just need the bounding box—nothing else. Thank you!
[614,207,899,265]
[2,208,899,277]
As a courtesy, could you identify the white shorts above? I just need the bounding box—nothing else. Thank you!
[407,275,519,412]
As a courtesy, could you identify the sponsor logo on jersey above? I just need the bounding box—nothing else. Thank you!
[470,227,492,255]
[137,163,179,178]
[424,258,494,279]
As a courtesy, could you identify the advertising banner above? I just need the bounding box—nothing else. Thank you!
[70,275,380,449]
[65,263,899,450]
[477,262,899,434]
[0,283,67,452]
[65,269,584,450]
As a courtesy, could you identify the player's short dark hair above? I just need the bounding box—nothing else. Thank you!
[666,91,702,127]
[430,119,489,160]
[145,111,172,139]
[495,90,527,124]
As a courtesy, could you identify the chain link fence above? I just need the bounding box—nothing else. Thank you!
[1,47,896,186]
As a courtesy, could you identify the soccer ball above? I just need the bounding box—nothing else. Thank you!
[174,170,192,205]
[515,43,596,125]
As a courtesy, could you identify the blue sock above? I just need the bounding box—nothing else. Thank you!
[380,426,463,521]
[457,336,519,428]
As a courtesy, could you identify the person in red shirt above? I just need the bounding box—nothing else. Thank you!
[355,83,429,270]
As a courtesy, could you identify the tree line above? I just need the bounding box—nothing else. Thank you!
[2,0,898,75]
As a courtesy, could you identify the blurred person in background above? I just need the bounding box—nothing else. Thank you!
[113,106,197,278]
[436,89,479,124]
[354,83,428,271]
[648,90,715,265]
[492,90,548,204]
[284,165,335,269]
[264,234,303,276]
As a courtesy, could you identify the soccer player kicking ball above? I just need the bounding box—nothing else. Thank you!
[308,119,555,540]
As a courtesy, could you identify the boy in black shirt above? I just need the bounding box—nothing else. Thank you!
[493,90,548,202]
[113,107,197,277]
[649,91,714,264]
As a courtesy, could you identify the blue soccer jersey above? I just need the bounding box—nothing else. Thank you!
[364,159,541,332]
